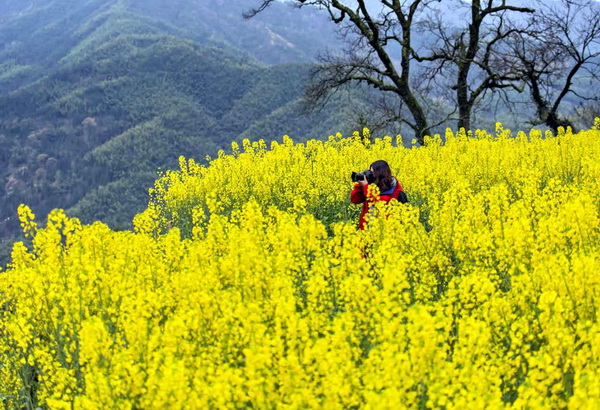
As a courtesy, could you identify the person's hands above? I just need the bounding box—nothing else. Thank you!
[359,174,368,186]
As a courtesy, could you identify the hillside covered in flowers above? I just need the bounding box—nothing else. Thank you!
[2,121,600,408]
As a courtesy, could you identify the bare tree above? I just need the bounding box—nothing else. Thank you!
[505,0,600,132]
[413,0,534,132]
[246,0,443,145]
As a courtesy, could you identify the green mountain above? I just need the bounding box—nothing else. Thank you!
[0,0,337,94]
[0,0,364,264]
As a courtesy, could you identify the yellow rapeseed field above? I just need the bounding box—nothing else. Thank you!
[2,121,600,408]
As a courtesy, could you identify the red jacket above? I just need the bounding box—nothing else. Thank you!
[350,180,404,230]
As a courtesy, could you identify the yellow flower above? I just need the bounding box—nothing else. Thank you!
[2,122,600,407]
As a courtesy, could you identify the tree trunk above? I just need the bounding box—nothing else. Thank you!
[457,98,471,133]
[528,74,577,133]
[455,1,482,134]
[399,14,429,146]
[545,111,576,134]
[400,89,429,145]
[414,114,429,146]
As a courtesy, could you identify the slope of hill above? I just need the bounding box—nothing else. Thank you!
[0,0,337,96]
[3,123,600,408]
[125,0,338,64]
[0,2,366,265]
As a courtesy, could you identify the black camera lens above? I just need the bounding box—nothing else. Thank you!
[351,171,372,183]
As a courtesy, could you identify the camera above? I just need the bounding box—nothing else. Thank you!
[351,170,374,183]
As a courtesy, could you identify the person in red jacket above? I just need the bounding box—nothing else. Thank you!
[350,160,405,230]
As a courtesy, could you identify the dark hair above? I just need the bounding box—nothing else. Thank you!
[370,160,394,192]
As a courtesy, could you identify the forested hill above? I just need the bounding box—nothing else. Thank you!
[0,0,336,92]
[0,0,363,262]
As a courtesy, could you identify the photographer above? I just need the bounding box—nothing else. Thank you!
[350,160,406,230]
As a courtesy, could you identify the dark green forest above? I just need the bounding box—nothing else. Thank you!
[0,0,365,264]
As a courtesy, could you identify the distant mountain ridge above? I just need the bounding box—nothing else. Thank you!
[0,0,337,93]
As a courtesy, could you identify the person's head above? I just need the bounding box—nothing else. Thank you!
[370,160,393,192]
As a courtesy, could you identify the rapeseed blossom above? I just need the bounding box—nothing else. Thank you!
[1,123,600,407]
